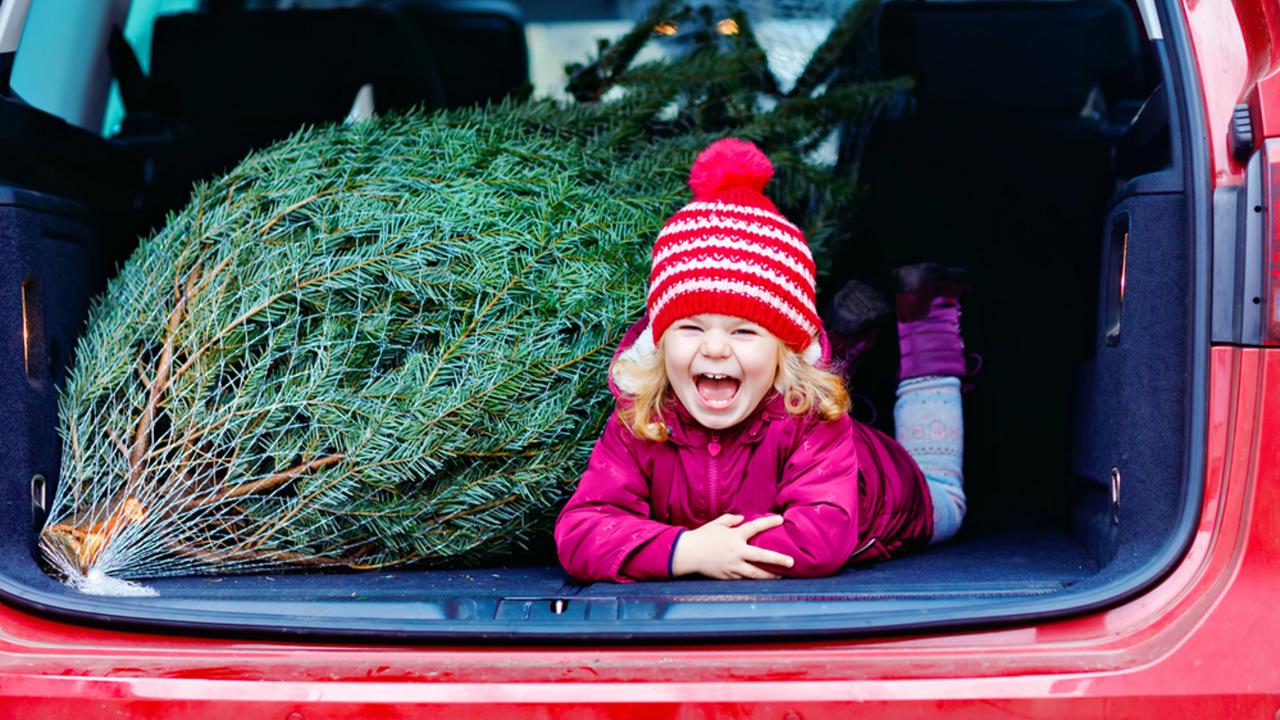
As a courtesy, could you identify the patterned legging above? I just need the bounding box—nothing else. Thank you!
[893,375,966,544]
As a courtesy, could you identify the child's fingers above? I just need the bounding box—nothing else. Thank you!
[734,563,780,580]
[735,514,785,537]
[709,513,744,527]
[743,546,794,568]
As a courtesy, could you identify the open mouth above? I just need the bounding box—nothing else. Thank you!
[694,372,741,409]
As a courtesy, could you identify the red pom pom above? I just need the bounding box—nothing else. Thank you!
[688,138,773,197]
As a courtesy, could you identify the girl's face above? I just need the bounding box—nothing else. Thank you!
[663,313,782,430]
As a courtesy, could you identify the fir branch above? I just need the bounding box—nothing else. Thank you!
[566,0,688,102]
[788,0,881,99]
[40,4,899,584]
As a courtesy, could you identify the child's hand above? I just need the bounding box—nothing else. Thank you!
[671,514,796,579]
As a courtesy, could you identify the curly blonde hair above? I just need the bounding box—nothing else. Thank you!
[612,336,851,442]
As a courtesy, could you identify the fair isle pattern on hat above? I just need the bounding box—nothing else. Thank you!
[646,138,820,354]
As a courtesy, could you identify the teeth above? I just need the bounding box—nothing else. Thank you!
[702,373,730,380]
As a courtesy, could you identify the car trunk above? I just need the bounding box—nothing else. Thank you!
[0,0,1208,640]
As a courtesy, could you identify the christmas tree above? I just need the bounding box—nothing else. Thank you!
[39,0,904,593]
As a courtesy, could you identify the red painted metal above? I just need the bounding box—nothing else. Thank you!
[1184,0,1280,185]
[1257,70,1280,140]
[1235,0,1280,142]
[0,346,1274,715]
[1263,139,1280,344]
[1185,0,1251,185]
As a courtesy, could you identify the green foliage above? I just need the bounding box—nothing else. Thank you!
[40,0,903,584]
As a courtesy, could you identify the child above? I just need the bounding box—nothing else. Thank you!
[554,138,968,582]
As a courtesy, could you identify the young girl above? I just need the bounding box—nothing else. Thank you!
[554,138,968,582]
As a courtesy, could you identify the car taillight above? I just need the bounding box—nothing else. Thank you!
[1264,139,1280,345]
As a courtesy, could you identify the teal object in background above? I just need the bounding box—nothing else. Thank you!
[10,0,197,135]
[10,0,131,132]
[100,0,198,136]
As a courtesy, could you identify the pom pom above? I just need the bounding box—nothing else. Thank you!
[688,138,773,197]
[802,335,824,368]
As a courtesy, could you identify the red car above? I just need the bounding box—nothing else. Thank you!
[0,0,1277,716]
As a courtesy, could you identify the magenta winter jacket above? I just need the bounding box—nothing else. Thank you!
[554,322,934,584]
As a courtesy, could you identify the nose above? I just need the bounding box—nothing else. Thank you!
[700,328,732,358]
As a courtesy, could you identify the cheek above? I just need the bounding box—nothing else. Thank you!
[740,345,781,386]
[662,340,695,379]
[665,338,696,384]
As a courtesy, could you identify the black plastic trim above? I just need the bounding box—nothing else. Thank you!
[1211,149,1267,345]
[1211,183,1243,343]
[0,185,90,220]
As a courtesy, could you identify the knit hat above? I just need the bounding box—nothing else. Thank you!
[616,138,823,379]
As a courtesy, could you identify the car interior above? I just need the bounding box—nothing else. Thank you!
[0,0,1204,639]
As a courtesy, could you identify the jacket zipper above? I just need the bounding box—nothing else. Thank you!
[708,434,721,518]
[852,537,878,556]
[850,537,883,563]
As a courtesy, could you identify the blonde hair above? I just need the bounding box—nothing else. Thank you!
[612,336,851,442]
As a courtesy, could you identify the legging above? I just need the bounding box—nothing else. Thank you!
[893,375,966,544]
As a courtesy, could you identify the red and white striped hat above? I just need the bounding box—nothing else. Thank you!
[620,138,823,372]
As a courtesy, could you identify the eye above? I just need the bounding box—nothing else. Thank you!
[676,323,702,332]
[733,327,758,336]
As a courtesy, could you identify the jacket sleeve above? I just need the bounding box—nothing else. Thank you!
[744,414,860,578]
[555,414,684,583]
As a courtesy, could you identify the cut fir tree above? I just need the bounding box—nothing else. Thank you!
[39,0,907,593]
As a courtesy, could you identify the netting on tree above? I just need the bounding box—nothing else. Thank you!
[39,0,905,593]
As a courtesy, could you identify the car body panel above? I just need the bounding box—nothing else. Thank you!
[1184,0,1279,184]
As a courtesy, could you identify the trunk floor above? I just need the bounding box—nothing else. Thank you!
[132,521,1097,605]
